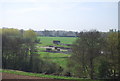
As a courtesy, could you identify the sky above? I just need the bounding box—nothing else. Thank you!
[0,0,119,32]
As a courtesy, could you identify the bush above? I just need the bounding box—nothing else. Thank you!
[35,39,40,43]
[98,60,111,79]
[30,55,62,74]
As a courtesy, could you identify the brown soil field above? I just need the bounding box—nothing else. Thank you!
[1,73,77,81]
[2,73,49,79]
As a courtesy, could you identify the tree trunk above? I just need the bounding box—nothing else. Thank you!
[90,58,94,79]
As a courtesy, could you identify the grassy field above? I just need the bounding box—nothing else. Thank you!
[35,37,76,69]
[37,37,77,46]
[34,52,70,69]
[36,52,70,57]
[1,69,102,81]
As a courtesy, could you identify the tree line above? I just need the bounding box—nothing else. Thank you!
[1,28,62,74]
[68,30,120,80]
[36,30,78,37]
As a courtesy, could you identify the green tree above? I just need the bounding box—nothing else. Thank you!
[2,28,61,75]
[23,29,37,42]
[118,31,120,79]
[98,60,111,79]
[70,30,104,79]
[106,31,119,79]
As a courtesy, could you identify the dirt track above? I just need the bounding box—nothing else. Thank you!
[2,73,49,79]
[2,73,77,81]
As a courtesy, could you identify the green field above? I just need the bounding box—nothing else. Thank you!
[36,52,70,57]
[35,37,76,70]
[37,37,77,46]
[34,52,70,69]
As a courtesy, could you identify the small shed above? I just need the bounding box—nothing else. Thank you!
[53,40,60,44]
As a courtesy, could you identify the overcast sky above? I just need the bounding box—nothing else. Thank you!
[0,0,118,32]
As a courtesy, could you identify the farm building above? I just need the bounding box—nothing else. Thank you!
[53,40,60,44]
[46,48,52,52]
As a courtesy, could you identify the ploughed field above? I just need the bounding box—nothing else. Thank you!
[2,73,49,79]
[2,70,102,81]
[2,70,80,80]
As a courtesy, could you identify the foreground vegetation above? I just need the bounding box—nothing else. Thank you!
[2,28,62,75]
[68,30,119,79]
